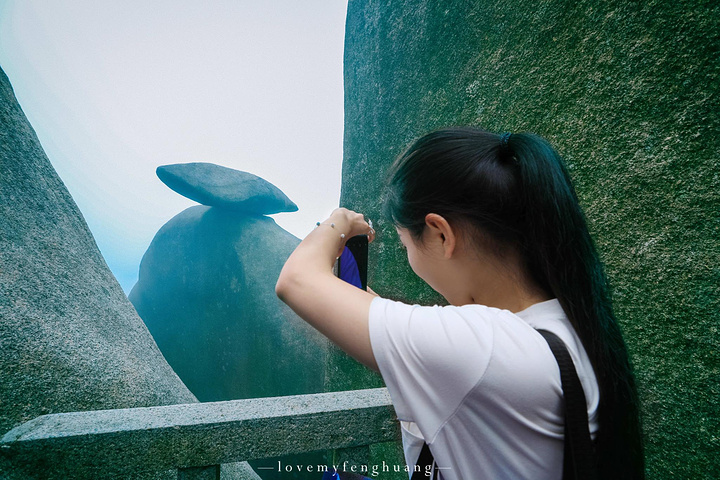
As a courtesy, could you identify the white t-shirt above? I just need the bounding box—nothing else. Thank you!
[368,297,600,480]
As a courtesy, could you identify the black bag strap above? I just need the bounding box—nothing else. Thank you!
[411,442,438,480]
[536,329,598,480]
[410,329,597,480]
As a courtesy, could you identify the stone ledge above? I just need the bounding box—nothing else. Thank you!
[0,388,399,478]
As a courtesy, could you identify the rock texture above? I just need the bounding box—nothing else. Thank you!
[0,66,256,479]
[341,1,719,478]
[157,163,298,214]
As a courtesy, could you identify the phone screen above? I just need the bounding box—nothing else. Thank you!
[335,235,368,290]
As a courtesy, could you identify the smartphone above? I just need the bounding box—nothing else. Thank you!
[334,235,368,290]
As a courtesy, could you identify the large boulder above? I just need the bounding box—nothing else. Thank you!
[0,66,258,479]
[341,1,719,478]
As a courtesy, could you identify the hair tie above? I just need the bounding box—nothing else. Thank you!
[499,132,512,148]
[498,132,518,164]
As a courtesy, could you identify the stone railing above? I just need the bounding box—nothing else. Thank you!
[0,387,399,479]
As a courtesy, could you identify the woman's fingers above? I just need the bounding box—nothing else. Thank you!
[367,223,376,243]
[329,208,376,242]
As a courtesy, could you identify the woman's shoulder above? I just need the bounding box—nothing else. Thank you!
[370,295,519,323]
[370,297,586,377]
[370,296,538,340]
[369,297,540,374]
[368,297,510,374]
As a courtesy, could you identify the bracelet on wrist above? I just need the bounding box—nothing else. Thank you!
[315,221,346,239]
[314,217,374,239]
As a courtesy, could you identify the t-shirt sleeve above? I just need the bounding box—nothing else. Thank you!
[368,296,495,439]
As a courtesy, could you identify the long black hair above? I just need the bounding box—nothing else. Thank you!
[384,127,645,479]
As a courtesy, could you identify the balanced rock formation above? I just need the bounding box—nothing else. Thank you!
[157,163,298,214]
[0,66,258,479]
[131,164,327,402]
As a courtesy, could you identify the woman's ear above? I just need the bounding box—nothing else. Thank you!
[424,213,456,259]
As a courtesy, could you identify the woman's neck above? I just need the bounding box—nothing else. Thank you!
[446,248,552,312]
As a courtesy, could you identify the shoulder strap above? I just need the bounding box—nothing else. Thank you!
[411,442,437,480]
[536,329,599,480]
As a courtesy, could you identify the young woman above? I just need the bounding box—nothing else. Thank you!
[275,127,644,479]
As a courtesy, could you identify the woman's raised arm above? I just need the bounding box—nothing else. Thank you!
[275,208,379,371]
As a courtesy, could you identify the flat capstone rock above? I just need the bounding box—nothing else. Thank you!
[157,163,298,215]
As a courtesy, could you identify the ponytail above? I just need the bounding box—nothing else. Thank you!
[385,127,645,479]
[508,133,645,479]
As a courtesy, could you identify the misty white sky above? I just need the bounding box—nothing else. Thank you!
[0,1,348,292]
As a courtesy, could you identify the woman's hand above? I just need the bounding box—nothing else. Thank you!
[275,208,379,371]
[323,208,376,255]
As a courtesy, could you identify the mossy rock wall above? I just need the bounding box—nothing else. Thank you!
[338,1,719,478]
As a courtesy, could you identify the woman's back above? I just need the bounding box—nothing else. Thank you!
[370,297,598,480]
